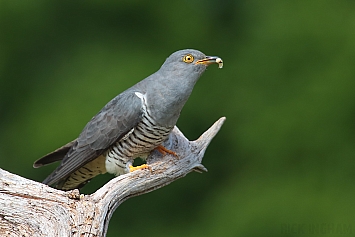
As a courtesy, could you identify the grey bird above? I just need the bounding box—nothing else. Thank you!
[33,49,223,190]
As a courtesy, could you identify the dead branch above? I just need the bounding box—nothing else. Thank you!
[0,117,225,237]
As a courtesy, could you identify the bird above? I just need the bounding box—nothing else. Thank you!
[33,49,223,190]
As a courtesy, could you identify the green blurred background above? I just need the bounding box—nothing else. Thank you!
[1,0,355,236]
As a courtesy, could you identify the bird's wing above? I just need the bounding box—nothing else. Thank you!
[42,91,143,186]
[33,139,77,168]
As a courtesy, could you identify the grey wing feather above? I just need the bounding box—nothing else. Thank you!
[42,91,143,186]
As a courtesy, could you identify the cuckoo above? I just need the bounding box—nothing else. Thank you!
[33,49,223,190]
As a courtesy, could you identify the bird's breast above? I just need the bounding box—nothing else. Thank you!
[104,95,173,176]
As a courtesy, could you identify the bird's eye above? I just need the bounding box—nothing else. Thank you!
[183,54,194,63]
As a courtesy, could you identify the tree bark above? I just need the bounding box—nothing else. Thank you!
[0,117,225,237]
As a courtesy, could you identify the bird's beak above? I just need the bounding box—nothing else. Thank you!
[195,56,223,69]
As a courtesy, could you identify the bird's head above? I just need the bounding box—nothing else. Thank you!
[160,49,223,78]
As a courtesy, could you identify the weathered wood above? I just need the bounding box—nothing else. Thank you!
[0,117,225,237]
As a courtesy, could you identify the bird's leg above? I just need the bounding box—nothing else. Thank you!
[155,145,178,158]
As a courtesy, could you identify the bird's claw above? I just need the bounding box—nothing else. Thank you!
[155,145,179,158]
[129,164,151,172]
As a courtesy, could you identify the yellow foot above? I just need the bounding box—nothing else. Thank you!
[155,145,178,157]
[129,164,151,172]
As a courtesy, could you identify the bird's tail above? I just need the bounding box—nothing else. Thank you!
[33,139,77,168]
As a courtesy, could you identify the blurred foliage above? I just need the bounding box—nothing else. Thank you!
[1,0,355,236]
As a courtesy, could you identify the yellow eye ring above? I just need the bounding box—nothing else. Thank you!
[183,54,194,63]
